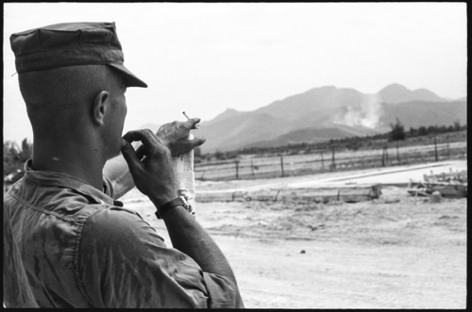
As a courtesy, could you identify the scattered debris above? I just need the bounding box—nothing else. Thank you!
[430,191,442,203]
[424,169,467,184]
[307,224,325,231]
[407,169,467,199]
[257,221,269,226]
[197,184,382,204]
[384,198,401,204]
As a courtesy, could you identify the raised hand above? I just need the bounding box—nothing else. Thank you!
[120,129,175,207]
[155,118,206,156]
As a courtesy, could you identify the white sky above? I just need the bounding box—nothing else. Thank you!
[3,2,467,143]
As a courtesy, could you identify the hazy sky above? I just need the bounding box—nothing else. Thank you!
[3,2,467,143]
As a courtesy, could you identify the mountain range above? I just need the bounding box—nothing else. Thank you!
[146,83,467,153]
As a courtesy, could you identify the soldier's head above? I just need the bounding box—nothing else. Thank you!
[10,22,147,158]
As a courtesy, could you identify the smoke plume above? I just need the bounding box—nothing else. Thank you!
[333,94,381,129]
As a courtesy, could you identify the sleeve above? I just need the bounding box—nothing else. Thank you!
[77,207,240,308]
[202,272,245,308]
[102,155,135,199]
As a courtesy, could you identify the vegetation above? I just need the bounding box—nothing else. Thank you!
[4,120,467,176]
[389,118,406,141]
[199,120,467,161]
[4,138,33,176]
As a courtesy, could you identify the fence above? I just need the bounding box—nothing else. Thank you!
[195,137,467,181]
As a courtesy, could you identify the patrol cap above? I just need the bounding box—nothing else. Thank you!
[10,22,147,88]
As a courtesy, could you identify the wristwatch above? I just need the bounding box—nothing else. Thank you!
[155,196,191,219]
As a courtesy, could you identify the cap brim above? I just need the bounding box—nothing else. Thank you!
[108,63,148,88]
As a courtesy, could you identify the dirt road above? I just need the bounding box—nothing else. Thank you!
[200,192,466,308]
[121,162,467,308]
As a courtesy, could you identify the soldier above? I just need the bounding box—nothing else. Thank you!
[4,22,243,308]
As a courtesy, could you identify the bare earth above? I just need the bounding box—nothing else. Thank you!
[122,166,467,309]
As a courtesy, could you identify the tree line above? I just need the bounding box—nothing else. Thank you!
[202,120,467,160]
[3,120,467,176]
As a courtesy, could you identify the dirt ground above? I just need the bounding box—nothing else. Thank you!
[122,179,467,308]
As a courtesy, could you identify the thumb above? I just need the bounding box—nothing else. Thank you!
[187,117,201,129]
[190,137,206,149]
[120,139,142,173]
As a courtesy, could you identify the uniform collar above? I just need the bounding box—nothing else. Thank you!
[23,159,115,205]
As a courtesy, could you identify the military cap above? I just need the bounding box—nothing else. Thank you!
[10,22,147,88]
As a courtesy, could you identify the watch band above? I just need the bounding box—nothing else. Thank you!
[155,197,187,219]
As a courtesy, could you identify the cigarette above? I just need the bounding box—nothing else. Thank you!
[183,111,199,129]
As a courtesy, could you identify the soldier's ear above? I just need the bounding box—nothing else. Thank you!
[91,91,109,126]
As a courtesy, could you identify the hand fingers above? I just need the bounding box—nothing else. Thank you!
[135,144,146,160]
[190,137,206,149]
[185,118,201,130]
[169,137,206,156]
[120,139,142,173]
[123,129,158,152]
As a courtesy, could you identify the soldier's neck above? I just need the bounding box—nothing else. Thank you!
[31,138,106,191]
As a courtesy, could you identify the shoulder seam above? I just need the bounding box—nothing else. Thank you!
[72,207,104,306]
[8,190,78,223]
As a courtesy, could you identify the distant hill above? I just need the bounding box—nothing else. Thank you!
[210,108,246,123]
[241,126,370,150]
[189,83,466,153]
[379,100,467,129]
[255,86,365,121]
[197,112,292,152]
[378,83,444,103]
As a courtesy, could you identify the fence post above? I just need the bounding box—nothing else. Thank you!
[446,135,450,158]
[331,147,336,171]
[381,145,385,167]
[235,160,240,180]
[320,151,324,170]
[385,144,389,166]
[396,143,400,164]
[434,136,438,161]
[280,155,285,177]
[382,144,389,167]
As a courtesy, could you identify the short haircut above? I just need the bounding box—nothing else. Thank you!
[19,65,125,137]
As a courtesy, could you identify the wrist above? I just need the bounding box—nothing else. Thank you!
[148,193,174,208]
[155,196,193,219]
[154,131,170,149]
